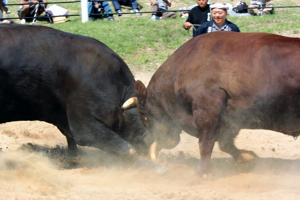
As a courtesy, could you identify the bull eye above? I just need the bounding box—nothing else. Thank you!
[141,116,149,126]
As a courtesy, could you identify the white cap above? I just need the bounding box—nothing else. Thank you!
[210,2,229,10]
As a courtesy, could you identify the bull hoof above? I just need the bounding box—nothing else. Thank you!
[237,152,257,164]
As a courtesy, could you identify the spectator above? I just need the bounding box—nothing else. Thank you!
[183,0,210,35]
[150,0,176,21]
[112,0,141,16]
[89,1,114,21]
[248,0,273,15]
[1,0,10,13]
[193,1,240,37]
[17,0,47,24]
[0,0,13,23]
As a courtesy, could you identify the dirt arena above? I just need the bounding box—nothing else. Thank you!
[1,70,300,200]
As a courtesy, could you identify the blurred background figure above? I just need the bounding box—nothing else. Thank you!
[183,0,210,35]
[248,0,274,15]
[112,0,141,16]
[0,0,12,23]
[88,1,114,21]
[17,0,48,24]
[150,0,176,21]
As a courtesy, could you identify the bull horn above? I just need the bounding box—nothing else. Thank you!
[121,97,137,110]
[150,141,158,161]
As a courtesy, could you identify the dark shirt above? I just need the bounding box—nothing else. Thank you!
[186,5,210,34]
[193,20,240,37]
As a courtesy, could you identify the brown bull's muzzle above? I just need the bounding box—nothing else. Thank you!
[121,97,137,110]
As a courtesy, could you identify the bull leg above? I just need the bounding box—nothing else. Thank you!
[67,114,138,161]
[73,126,137,160]
[218,129,258,163]
[56,126,79,156]
[194,108,218,178]
[193,88,227,178]
[66,136,78,156]
[197,126,216,177]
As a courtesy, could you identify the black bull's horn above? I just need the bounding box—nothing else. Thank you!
[122,97,158,161]
[121,97,138,110]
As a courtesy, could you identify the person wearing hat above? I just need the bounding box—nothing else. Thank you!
[193,1,240,37]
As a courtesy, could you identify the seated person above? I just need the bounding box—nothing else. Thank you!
[150,0,176,21]
[88,1,114,21]
[193,1,240,37]
[248,0,273,15]
[0,0,13,23]
[17,0,47,24]
[112,0,141,16]
[183,0,210,35]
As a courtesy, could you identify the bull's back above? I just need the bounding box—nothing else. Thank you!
[0,24,135,124]
[150,32,300,99]
[0,24,133,82]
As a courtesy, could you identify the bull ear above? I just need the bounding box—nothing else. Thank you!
[134,80,147,105]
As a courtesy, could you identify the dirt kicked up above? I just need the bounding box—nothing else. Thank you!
[0,72,300,200]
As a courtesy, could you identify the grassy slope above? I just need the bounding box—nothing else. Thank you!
[4,0,300,71]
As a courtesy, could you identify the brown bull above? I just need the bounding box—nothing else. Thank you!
[135,31,300,177]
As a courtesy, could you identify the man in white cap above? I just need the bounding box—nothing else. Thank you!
[193,1,240,37]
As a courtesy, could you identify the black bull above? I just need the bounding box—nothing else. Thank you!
[0,24,148,160]
[135,31,300,176]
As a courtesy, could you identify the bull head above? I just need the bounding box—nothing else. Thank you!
[134,80,181,161]
[116,97,150,157]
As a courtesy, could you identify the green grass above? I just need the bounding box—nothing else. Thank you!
[4,0,300,71]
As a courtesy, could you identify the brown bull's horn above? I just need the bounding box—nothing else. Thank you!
[121,97,137,110]
[150,141,158,161]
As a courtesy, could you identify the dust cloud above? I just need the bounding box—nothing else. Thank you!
[0,120,300,199]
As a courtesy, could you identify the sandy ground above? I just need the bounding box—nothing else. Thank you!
[1,70,300,200]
